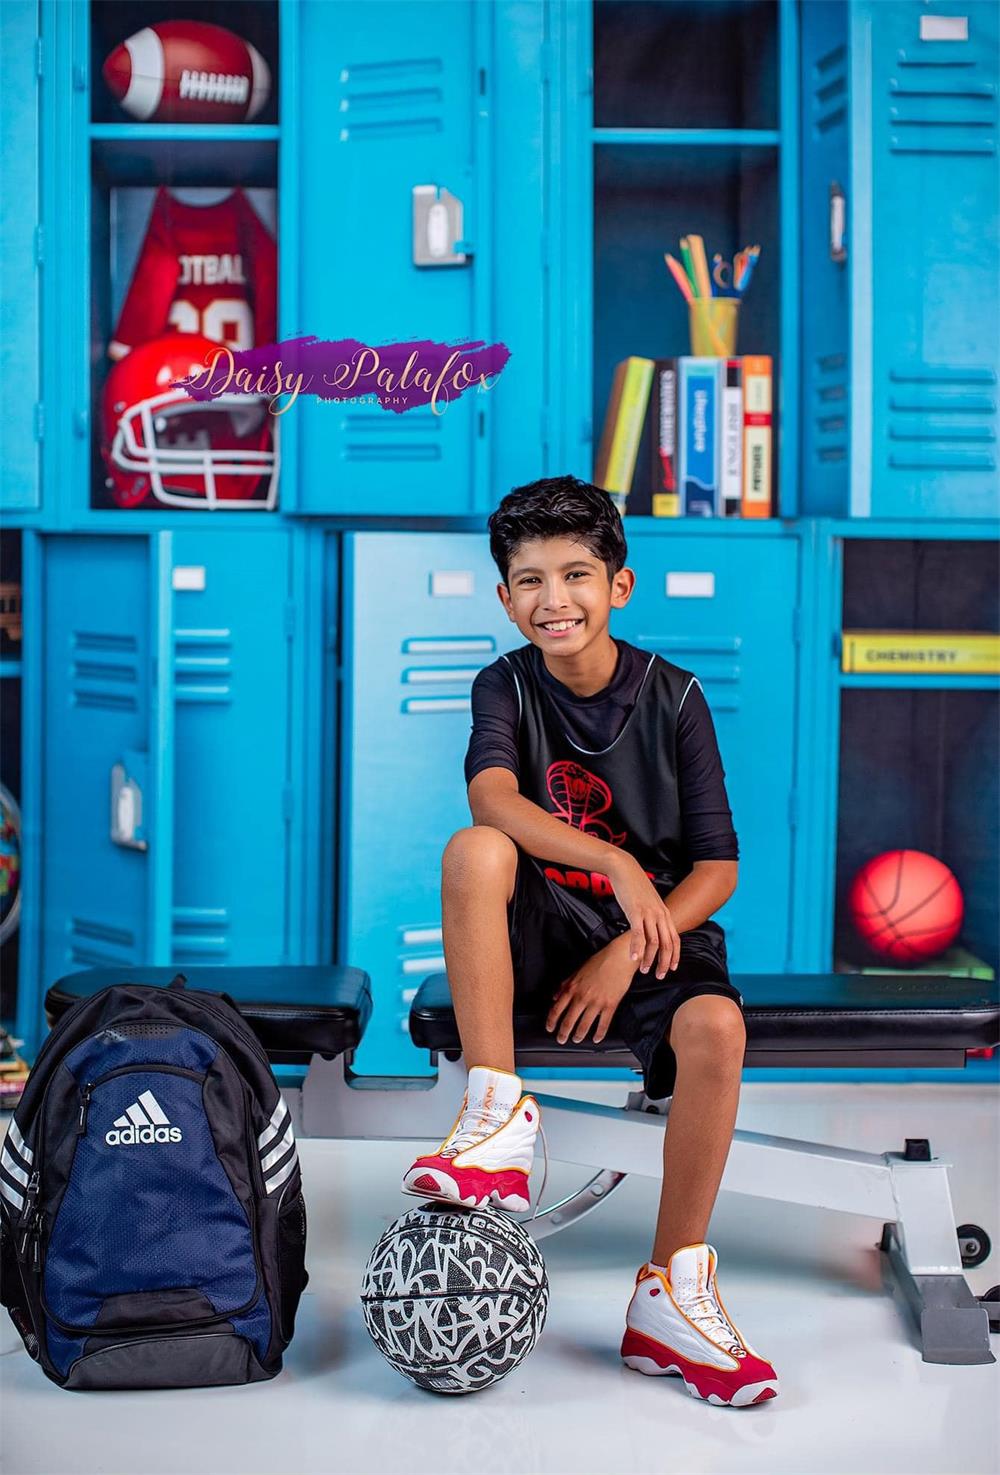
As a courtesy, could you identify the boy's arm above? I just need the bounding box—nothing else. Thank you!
[471,767,680,973]
[469,768,737,936]
[660,860,738,934]
[468,766,631,879]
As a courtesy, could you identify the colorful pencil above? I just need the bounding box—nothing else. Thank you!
[686,234,713,301]
[664,253,695,304]
[678,237,700,297]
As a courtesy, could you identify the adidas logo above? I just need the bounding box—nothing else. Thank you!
[105,1090,182,1147]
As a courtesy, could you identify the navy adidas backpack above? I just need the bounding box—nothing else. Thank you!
[0,974,308,1390]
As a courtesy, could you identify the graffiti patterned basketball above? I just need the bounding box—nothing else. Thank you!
[360,1205,548,1395]
[848,849,964,964]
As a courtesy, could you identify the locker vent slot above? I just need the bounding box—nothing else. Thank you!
[812,43,847,134]
[885,365,998,471]
[403,637,495,654]
[172,906,230,958]
[69,917,136,967]
[397,921,445,1019]
[814,353,849,463]
[402,696,471,714]
[889,56,997,155]
[402,926,442,946]
[174,629,233,704]
[401,954,446,975]
[71,632,139,712]
[342,411,443,464]
[338,56,445,143]
[402,666,480,685]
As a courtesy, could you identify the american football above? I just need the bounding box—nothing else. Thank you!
[102,20,271,124]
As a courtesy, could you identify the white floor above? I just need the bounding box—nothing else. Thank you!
[2,1081,999,1475]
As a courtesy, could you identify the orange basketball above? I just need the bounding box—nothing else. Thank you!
[848,850,964,964]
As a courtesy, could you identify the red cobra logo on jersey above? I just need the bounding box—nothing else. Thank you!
[546,761,627,847]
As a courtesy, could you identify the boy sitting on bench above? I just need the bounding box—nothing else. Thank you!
[402,477,779,1408]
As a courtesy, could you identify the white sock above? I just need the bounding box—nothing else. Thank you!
[466,1064,522,1120]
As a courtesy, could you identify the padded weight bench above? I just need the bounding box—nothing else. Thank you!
[46,966,372,1069]
[47,967,999,1366]
[304,969,1000,1367]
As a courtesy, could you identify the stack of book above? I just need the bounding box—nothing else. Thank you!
[594,355,774,518]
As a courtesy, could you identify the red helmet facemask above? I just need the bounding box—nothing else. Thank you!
[101,332,279,509]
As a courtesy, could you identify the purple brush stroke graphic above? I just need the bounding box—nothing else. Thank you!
[173,335,511,415]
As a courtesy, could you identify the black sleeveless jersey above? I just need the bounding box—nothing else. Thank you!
[500,643,697,897]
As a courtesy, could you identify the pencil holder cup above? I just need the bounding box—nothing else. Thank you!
[688,298,740,356]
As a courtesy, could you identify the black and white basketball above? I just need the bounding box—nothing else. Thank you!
[360,1205,549,1394]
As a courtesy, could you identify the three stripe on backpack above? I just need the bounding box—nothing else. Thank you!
[0,1118,33,1212]
[258,1096,299,1195]
[1,1095,298,1207]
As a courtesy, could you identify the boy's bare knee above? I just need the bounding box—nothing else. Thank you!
[442,826,518,899]
[668,994,746,1061]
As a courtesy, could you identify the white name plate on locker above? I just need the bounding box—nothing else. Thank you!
[920,14,968,41]
[172,566,206,591]
[430,570,474,597]
[666,571,715,599]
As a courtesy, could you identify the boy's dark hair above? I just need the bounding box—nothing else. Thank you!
[487,475,628,586]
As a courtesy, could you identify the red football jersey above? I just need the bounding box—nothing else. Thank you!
[109,187,277,360]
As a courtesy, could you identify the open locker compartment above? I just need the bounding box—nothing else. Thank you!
[835,686,999,983]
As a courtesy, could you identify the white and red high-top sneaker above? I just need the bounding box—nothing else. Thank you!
[401,1066,539,1212]
[621,1243,779,1408]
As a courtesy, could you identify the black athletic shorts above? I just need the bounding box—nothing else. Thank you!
[507,846,745,1100]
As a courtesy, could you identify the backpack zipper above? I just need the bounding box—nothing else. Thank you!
[21,987,271,1145]
[18,1172,41,1266]
[76,1064,207,1136]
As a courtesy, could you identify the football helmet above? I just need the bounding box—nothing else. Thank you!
[100,331,279,509]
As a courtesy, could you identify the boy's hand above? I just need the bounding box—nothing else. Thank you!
[607,853,681,978]
[546,934,639,1045]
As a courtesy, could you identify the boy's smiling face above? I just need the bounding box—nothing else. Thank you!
[497,535,635,656]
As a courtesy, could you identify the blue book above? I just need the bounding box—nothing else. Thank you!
[679,358,721,516]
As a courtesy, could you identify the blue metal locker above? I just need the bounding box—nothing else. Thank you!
[0,0,42,512]
[800,0,851,514]
[169,529,293,967]
[39,531,294,1046]
[293,2,493,516]
[864,0,999,519]
[340,532,519,1073]
[613,530,800,973]
[40,537,171,1013]
[801,0,1000,519]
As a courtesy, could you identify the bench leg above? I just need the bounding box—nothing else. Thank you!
[300,1050,469,1138]
[878,1155,995,1366]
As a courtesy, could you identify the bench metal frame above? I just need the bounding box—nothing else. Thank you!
[298,1050,996,1367]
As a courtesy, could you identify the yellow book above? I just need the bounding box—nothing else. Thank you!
[594,357,655,511]
[841,631,999,675]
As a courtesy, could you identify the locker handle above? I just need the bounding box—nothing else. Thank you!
[110,754,148,851]
[412,185,471,266]
[829,182,847,264]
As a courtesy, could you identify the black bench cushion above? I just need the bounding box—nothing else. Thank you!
[47,966,372,1065]
[409,972,1000,1064]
